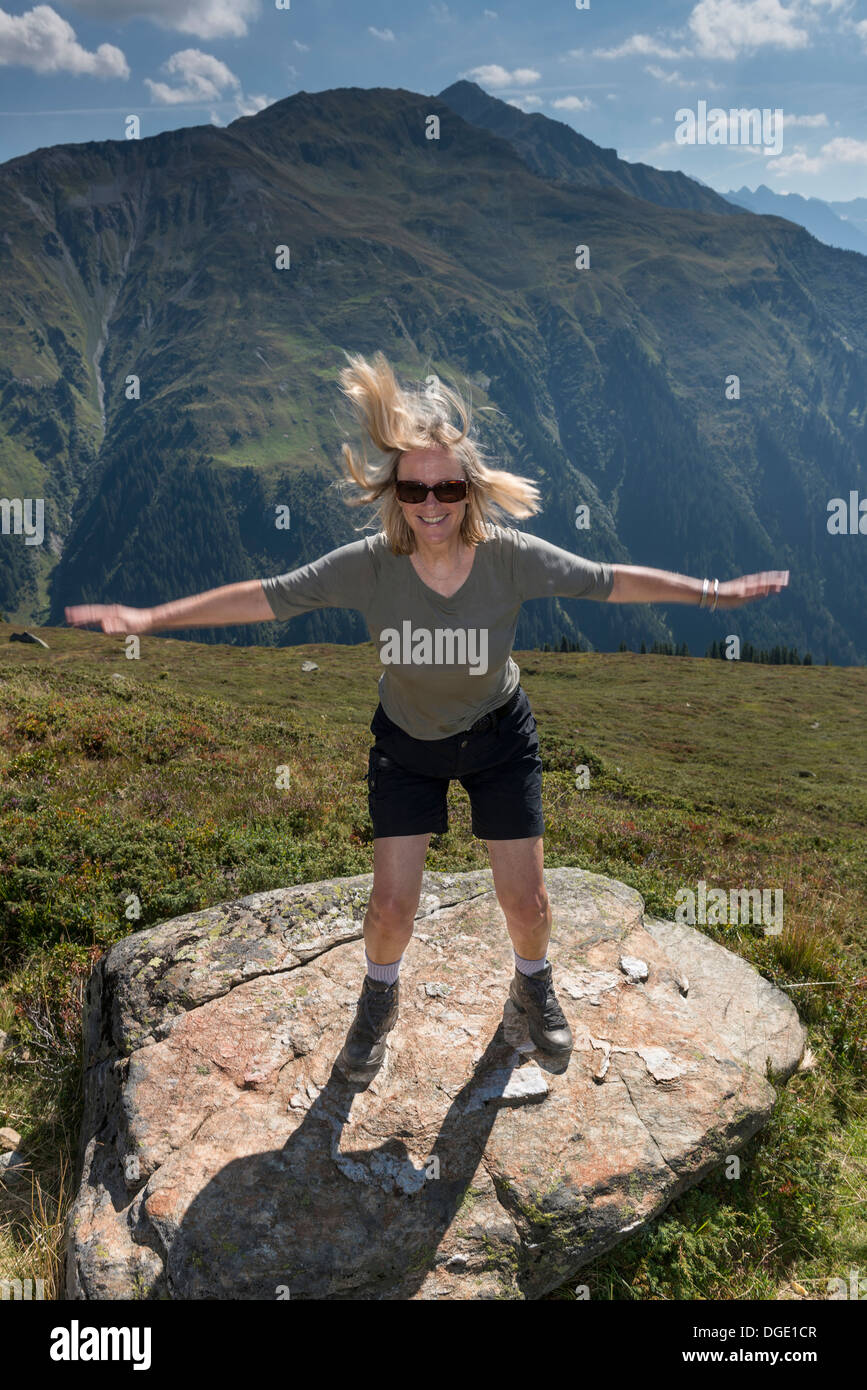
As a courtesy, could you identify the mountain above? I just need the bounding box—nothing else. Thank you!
[827,197,867,242]
[437,81,740,217]
[1,84,865,662]
[722,184,867,257]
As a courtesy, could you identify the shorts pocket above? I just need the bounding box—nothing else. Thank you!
[367,746,394,795]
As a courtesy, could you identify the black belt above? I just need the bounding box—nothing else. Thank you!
[467,687,521,735]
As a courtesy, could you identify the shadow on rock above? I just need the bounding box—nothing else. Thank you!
[162,1020,553,1299]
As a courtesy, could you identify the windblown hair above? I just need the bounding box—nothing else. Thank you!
[334,350,542,554]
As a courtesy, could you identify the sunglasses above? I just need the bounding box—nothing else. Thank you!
[394,479,468,504]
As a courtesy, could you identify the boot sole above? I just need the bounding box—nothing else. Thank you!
[334,1043,387,1084]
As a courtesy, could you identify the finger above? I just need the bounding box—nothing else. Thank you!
[745,572,788,594]
[65,606,96,626]
[747,571,787,583]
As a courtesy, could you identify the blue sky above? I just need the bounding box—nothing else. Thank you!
[0,0,864,201]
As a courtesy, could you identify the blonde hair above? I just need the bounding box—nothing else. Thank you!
[333,350,541,553]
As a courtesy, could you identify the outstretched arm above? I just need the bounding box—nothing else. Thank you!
[605,565,789,609]
[65,579,275,635]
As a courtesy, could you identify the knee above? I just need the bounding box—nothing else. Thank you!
[501,888,550,929]
[366,892,417,935]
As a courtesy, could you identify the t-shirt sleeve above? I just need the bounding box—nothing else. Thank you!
[511,528,614,601]
[259,537,373,621]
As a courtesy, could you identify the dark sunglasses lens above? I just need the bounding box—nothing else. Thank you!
[434,482,467,502]
[395,480,467,503]
[395,482,428,503]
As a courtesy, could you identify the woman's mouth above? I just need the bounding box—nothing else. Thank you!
[419,515,446,526]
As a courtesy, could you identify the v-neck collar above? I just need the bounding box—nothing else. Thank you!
[407,542,480,604]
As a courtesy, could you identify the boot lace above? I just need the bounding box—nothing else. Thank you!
[522,971,567,1029]
[357,982,395,1037]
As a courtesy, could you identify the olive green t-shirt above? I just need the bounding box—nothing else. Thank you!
[260,523,614,740]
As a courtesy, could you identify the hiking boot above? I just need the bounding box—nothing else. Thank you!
[509,962,573,1056]
[335,975,400,1083]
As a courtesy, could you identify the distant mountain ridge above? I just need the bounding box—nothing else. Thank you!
[722,183,867,256]
[0,83,865,661]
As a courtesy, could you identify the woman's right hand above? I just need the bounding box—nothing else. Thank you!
[65,603,154,635]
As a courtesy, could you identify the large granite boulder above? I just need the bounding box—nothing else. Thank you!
[65,867,806,1300]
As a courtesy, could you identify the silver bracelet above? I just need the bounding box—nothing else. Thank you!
[699,578,709,608]
[711,578,719,612]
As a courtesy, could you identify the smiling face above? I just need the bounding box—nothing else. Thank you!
[395,448,468,553]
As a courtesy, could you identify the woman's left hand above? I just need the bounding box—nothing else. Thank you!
[714,571,790,608]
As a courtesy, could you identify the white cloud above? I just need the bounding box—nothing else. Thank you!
[783,111,829,126]
[0,4,128,76]
[368,26,395,41]
[644,64,723,89]
[594,34,691,60]
[551,95,593,110]
[645,64,693,84]
[234,91,270,116]
[688,0,809,61]
[142,45,272,116]
[144,48,251,106]
[508,94,543,108]
[293,39,309,52]
[145,49,238,104]
[60,0,260,40]
[462,64,540,86]
[819,135,867,163]
[766,144,824,173]
[766,134,867,175]
[483,7,498,16]
[583,4,837,69]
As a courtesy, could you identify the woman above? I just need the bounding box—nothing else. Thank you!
[66,350,789,1085]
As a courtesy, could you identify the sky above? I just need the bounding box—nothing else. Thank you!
[0,0,865,202]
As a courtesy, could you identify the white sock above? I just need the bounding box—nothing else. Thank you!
[365,949,402,984]
[514,949,547,976]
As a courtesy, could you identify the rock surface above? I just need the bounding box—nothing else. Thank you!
[65,867,805,1300]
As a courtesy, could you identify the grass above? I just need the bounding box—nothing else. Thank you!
[0,623,864,1300]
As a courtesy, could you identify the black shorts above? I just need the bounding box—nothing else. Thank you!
[366,685,545,841]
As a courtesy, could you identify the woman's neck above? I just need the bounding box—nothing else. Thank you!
[412,537,469,572]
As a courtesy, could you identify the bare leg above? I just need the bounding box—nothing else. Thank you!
[364,832,432,964]
[485,835,551,959]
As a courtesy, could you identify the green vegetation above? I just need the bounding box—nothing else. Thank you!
[707,641,814,665]
[0,627,864,1300]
